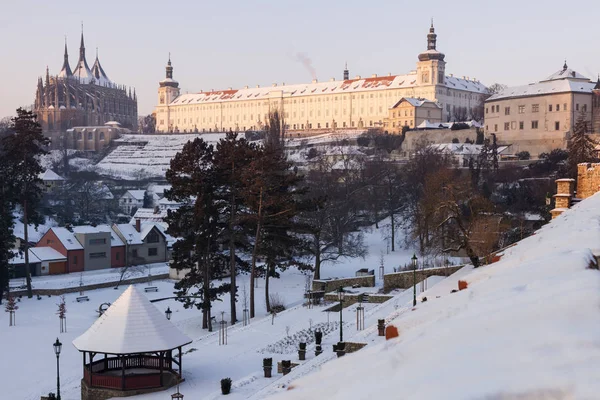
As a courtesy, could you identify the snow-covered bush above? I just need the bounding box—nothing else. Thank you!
[258,322,339,354]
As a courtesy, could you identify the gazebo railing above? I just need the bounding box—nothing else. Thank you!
[84,354,175,390]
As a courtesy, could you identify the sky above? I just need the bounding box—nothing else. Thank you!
[1,0,599,119]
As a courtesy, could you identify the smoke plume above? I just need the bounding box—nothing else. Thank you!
[296,52,317,81]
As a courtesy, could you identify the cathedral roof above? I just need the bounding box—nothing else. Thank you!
[72,30,93,84]
[57,40,73,79]
[91,51,112,87]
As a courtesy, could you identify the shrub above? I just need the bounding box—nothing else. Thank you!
[221,378,232,395]
[458,280,468,290]
[516,151,531,160]
[269,293,286,313]
[451,122,470,131]
[451,138,459,144]
[356,136,370,147]
[306,147,319,160]
[263,357,272,367]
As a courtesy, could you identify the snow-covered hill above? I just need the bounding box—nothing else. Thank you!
[271,194,600,399]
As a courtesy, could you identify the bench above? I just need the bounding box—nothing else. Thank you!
[76,296,89,302]
[144,286,158,293]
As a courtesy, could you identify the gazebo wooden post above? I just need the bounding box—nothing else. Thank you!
[104,354,108,371]
[121,355,126,390]
[159,351,164,386]
[178,346,182,380]
[82,352,86,384]
[90,352,94,387]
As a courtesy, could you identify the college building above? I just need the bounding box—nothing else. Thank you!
[154,23,487,134]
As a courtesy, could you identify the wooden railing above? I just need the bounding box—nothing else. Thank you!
[84,354,173,390]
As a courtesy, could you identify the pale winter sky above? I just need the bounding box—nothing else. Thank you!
[1,0,599,119]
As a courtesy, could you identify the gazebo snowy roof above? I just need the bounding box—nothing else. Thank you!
[73,285,192,354]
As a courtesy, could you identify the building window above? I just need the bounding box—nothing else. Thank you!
[532,120,539,129]
[496,105,500,112]
[494,124,498,132]
[89,252,106,259]
[148,248,158,257]
[555,121,560,130]
[88,132,93,140]
[116,252,120,261]
[146,231,159,244]
[518,105,525,114]
[519,121,524,130]
[74,256,78,264]
[532,104,539,112]
[485,107,488,114]
[583,104,587,112]
[549,104,553,112]
[504,107,510,115]
[132,249,138,258]
[556,104,560,111]
[576,104,579,111]
[89,238,106,245]
[564,103,567,111]
[504,122,510,131]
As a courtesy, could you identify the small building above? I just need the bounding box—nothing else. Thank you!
[113,220,169,266]
[386,97,443,133]
[39,169,65,192]
[71,226,113,271]
[429,143,511,167]
[73,285,192,400]
[37,227,85,273]
[130,207,168,229]
[120,190,146,214]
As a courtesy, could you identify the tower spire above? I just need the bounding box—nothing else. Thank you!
[58,35,73,78]
[343,62,349,80]
[166,53,174,79]
[427,19,437,50]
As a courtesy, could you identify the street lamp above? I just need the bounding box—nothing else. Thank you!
[337,286,345,342]
[412,254,418,306]
[165,307,172,320]
[53,338,62,400]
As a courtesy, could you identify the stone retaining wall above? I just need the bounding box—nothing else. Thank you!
[344,342,367,354]
[312,275,375,292]
[324,292,392,308]
[383,265,464,292]
[7,274,169,298]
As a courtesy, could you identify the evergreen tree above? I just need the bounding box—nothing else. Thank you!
[165,138,230,331]
[213,132,257,324]
[567,111,597,178]
[491,133,499,171]
[1,108,49,298]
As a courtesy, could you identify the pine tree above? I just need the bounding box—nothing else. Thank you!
[568,111,597,178]
[213,132,257,325]
[165,138,230,331]
[1,108,49,298]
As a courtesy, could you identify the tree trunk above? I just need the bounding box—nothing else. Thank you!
[229,185,237,325]
[390,211,395,252]
[465,244,480,268]
[313,236,321,280]
[249,188,263,319]
[24,199,32,298]
[265,263,271,313]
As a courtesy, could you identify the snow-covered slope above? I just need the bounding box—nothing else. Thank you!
[272,194,600,400]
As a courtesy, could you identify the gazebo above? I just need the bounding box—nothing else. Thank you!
[73,285,192,399]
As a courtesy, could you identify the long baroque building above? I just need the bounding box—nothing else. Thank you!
[34,29,138,140]
[155,24,488,134]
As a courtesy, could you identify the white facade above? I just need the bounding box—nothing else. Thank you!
[119,190,146,214]
[155,24,488,134]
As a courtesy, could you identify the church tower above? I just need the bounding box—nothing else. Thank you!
[343,62,349,81]
[416,21,446,86]
[157,55,180,132]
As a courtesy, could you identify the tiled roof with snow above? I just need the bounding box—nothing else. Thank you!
[124,190,146,201]
[114,223,144,245]
[73,224,125,247]
[51,227,83,250]
[169,74,487,107]
[30,247,67,262]
[39,169,64,181]
[393,97,441,108]
[9,249,41,265]
[488,67,594,102]
[72,285,192,354]
[416,120,444,129]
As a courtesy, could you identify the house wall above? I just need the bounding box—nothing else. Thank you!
[128,229,168,265]
[415,102,443,126]
[111,246,126,268]
[74,232,112,271]
[485,92,593,156]
[37,230,85,273]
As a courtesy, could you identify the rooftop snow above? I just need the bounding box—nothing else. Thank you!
[30,247,67,262]
[50,227,83,250]
[39,169,64,181]
[72,285,192,354]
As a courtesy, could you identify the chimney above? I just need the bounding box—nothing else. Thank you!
[135,219,141,232]
[372,74,378,78]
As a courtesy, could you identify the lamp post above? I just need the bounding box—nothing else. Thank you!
[337,286,345,342]
[53,338,62,400]
[412,254,418,306]
[165,307,172,320]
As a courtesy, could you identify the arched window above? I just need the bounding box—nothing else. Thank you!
[77,132,82,140]
[99,132,105,141]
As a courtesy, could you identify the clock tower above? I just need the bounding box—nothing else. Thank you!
[157,55,180,132]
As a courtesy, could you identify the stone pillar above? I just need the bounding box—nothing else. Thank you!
[551,178,576,219]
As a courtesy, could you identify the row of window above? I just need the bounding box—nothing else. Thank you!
[77,132,106,141]
[489,120,562,132]
[487,103,588,115]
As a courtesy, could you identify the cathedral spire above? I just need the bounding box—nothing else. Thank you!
[79,23,85,60]
[58,36,73,78]
[73,22,93,83]
[594,74,600,90]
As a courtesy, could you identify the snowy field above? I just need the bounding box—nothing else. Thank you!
[1,221,431,400]
[95,133,226,179]
[272,193,600,399]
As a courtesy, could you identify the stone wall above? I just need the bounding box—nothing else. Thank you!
[577,163,600,199]
[7,274,169,298]
[344,342,368,354]
[324,292,392,308]
[312,275,375,293]
[383,265,464,292]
